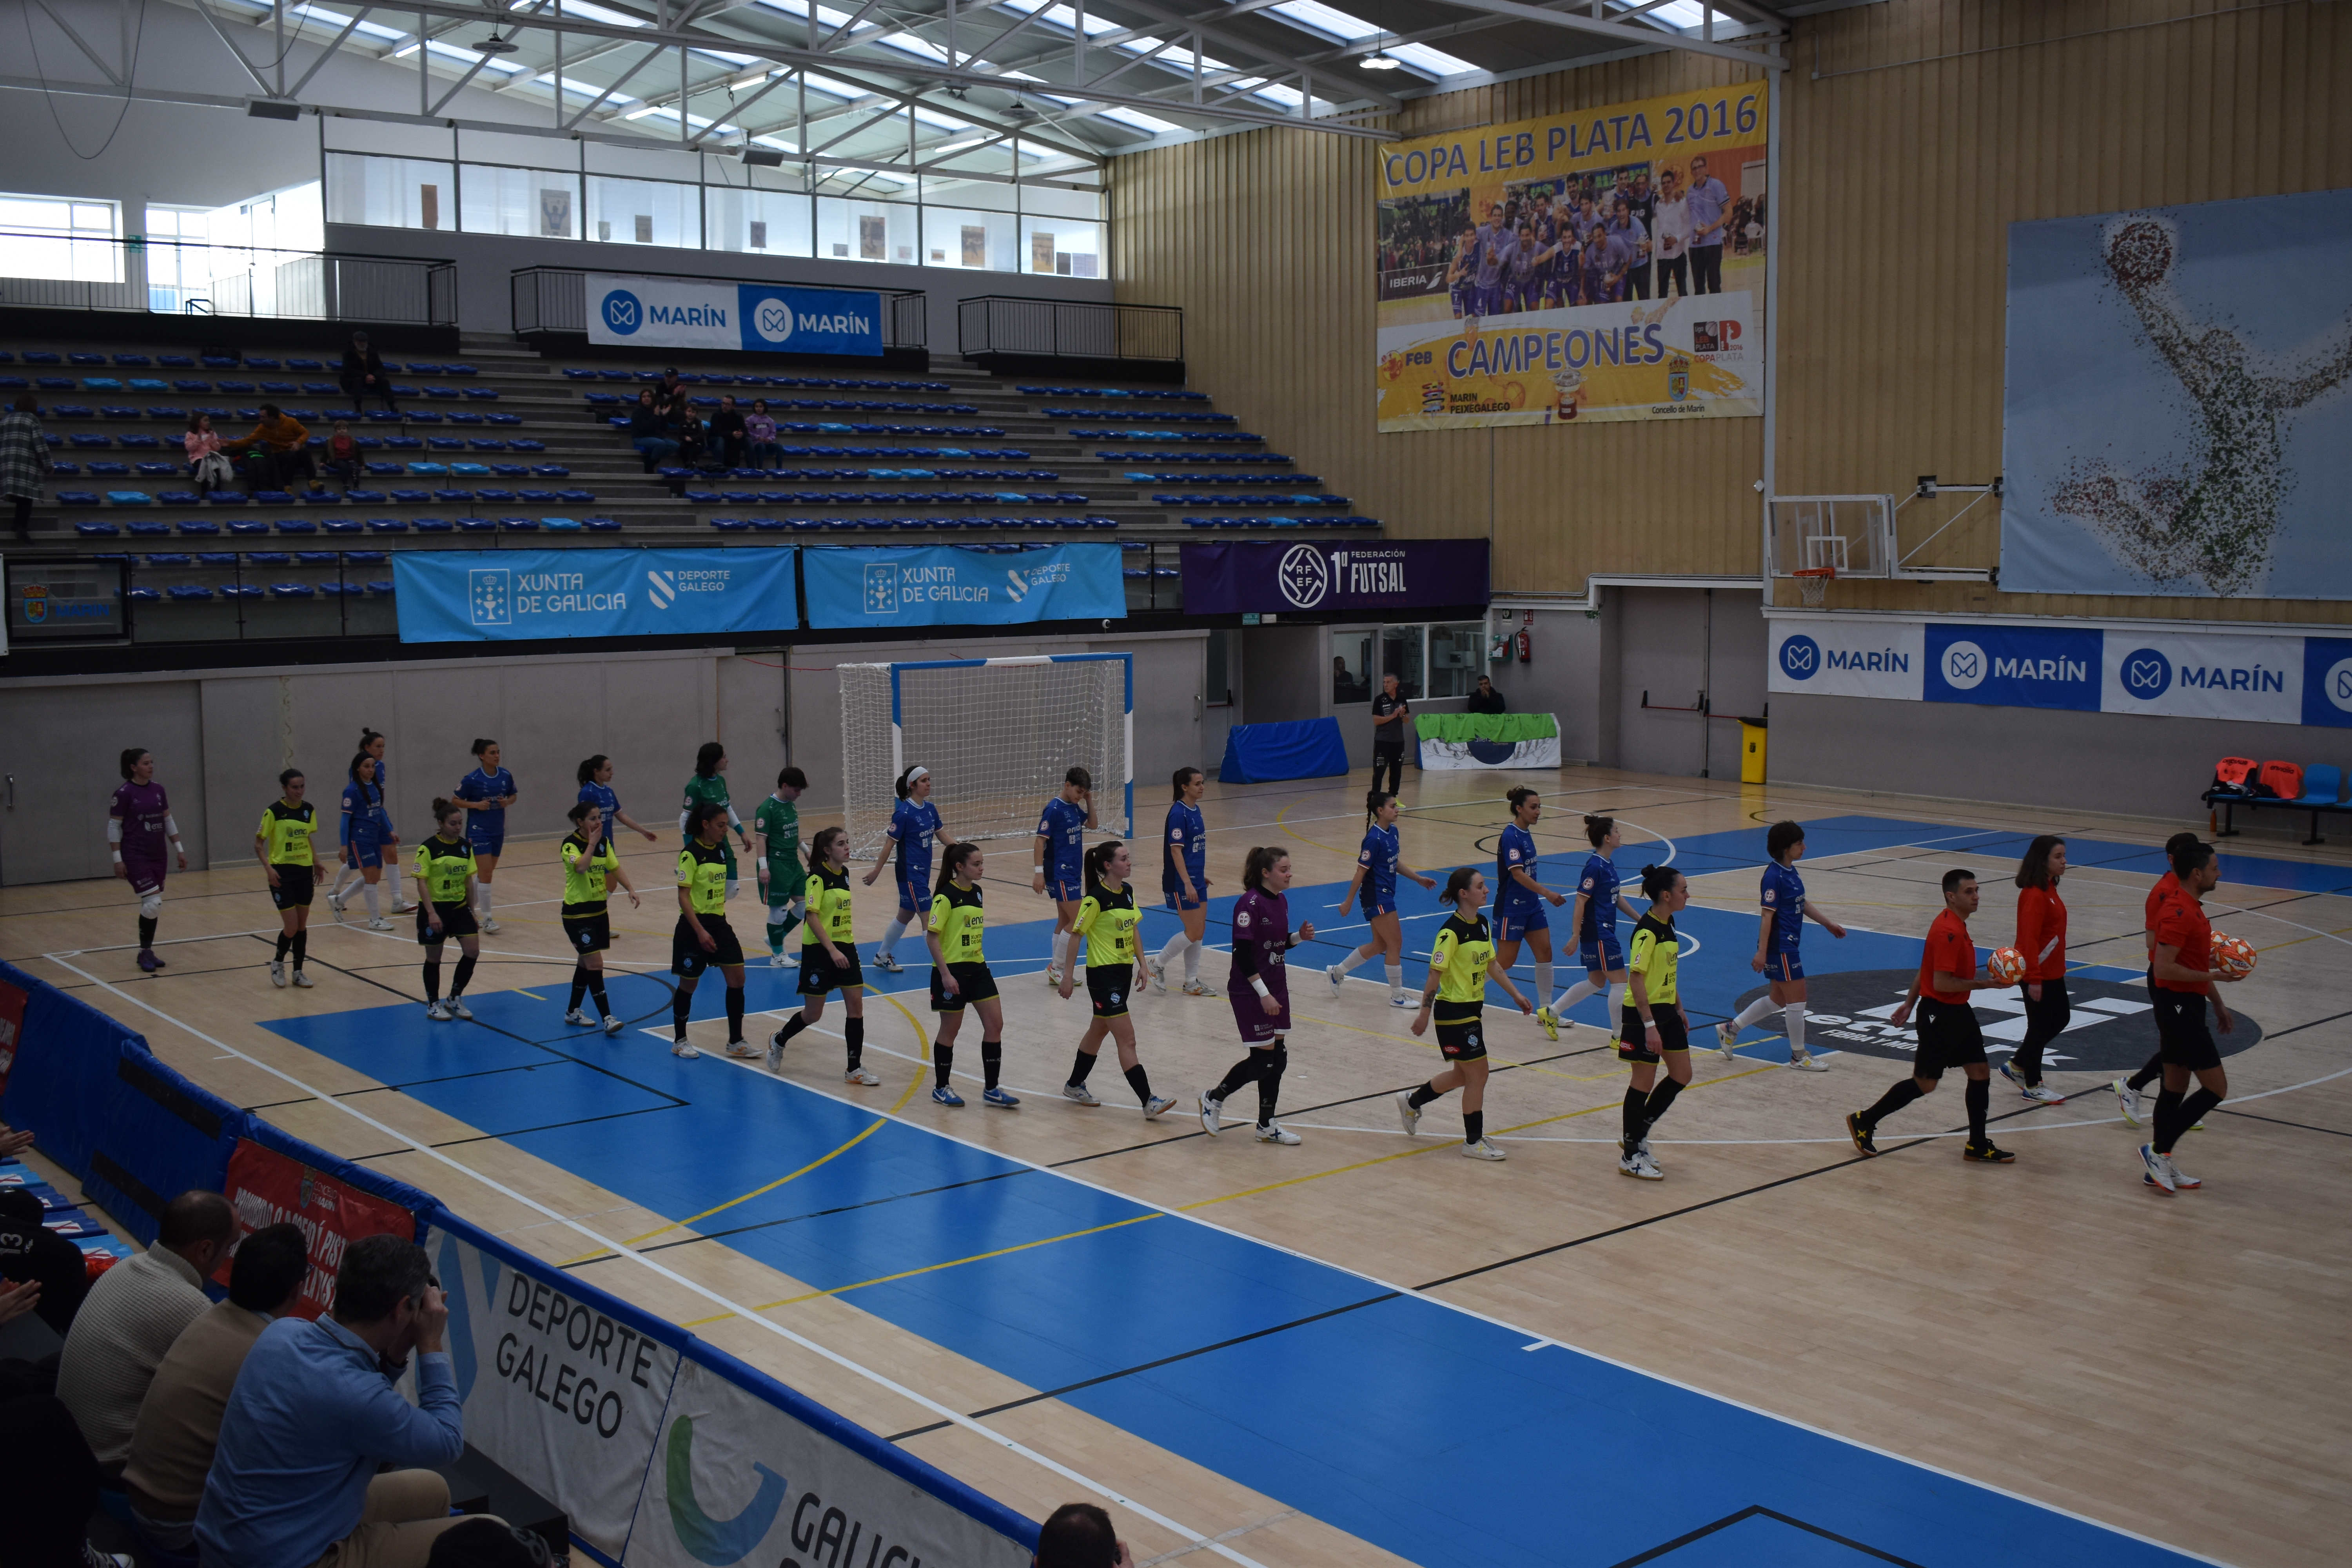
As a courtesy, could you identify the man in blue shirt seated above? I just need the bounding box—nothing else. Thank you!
[197,1233,503,1568]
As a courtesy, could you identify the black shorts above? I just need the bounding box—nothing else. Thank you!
[931,961,999,1013]
[672,915,744,977]
[2153,986,2222,1072]
[1435,1007,1487,1061]
[1087,964,1134,1019]
[1617,1005,1688,1063]
[799,941,864,996]
[269,864,314,910]
[417,900,477,945]
[563,911,612,954]
[1913,996,1987,1077]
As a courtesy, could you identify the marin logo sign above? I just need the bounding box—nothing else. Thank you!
[2118,646,2171,698]
[1765,618,1924,699]
[2098,629,2302,722]
[1182,540,1490,615]
[601,288,643,336]
[584,275,883,355]
[1925,624,2100,710]
[396,550,797,643]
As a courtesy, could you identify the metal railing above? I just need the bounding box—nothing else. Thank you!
[513,267,927,349]
[0,235,455,325]
[958,298,1183,363]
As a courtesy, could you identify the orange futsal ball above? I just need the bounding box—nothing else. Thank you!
[1987,947,2025,985]
[2210,933,2257,980]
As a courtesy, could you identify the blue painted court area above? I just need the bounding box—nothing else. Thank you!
[255,811,2256,1566]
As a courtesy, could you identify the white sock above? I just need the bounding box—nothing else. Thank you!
[477,883,493,916]
[879,914,909,958]
[1783,1002,1808,1057]
[1157,930,1188,972]
[362,884,380,921]
[1384,962,1405,998]
[1732,995,1779,1031]
[386,862,405,904]
[1604,982,1624,1040]
[1553,976,1602,1013]
[1335,947,1370,976]
[1534,961,1553,1010]
[1183,938,1202,983]
[328,863,356,898]
[1051,931,1070,973]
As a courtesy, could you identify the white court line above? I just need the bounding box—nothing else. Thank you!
[35,951,1271,1568]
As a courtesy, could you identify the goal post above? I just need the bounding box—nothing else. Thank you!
[838,654,1133,859]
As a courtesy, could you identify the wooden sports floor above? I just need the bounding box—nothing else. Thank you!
[7,767,2349,1567]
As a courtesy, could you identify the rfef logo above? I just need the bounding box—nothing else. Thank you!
[1777,633,1819,681]
[601,289,642,336]
[2118,646,2171,699]
[1277,544,1329,608]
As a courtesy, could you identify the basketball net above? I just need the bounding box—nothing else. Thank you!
[1794,567,1835,607]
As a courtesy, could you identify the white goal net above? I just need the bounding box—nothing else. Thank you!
[839,655,1132,858]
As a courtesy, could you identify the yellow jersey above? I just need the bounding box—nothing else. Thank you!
[804,865,854,947]
[1627,912,1679,1007]
[414,834,475,906]
[928,880,986,964]
[1073,881,1140,968]
[562,831,619,913]
[676,840,730,916]
[1428,913,1495,1024]
[257,800,319,866]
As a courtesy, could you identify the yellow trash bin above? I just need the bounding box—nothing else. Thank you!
[1739,721,1767,784]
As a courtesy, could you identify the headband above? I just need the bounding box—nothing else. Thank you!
[905,766,929,784]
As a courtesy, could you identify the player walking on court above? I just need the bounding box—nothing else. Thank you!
[1036,768,1097,988]
[1844,868,2016,1163]
[333,754,394,931]
[1492,787,1567,1039]
[1151,768,1213,996]
[1202,846,1316,1144]
[2140,840,2240,1193]
[577,754,660,843]
[1327,791,1436,1006]
[670,802,750,1062]
[925,842,1018,1109]
[110,748,187,973]
[329,729,413,914]
[454,739,517,934]
[2002,835,2071,1103]
[414,801,481,1022]
[1060,841,1176,1119]
[255,769,319,990]
[1402,867,1533,1160]
[864,765,951,974]
[1548,815,1641,1043]
[754,768,808,968]
[1717,820,1844,1070]
[1617,864,1693,1180]
[561,800,637,1035]
[769,826,878,1085]
[681,743,755,904]
[2114,832,2206,1125]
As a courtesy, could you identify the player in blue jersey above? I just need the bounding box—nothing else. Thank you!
[1716,819,1846,1071]
[332,752,395,930]
[577,753,660,843]
[454,738,517,935]
[1545,815,1645,1044]
[1034,766,1097,988]
[864,764,952,973]
[1151,767,1213,996]
[1492,785,1569,1038]
[1328,790,1437,1007]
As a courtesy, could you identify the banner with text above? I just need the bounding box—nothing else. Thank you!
[587,276,884,357]
[394,549,797,642]
[1376,80,1769,430]
[1769,615,2352,727]
[216,1138,422,1319]
[801,543,1124,628]
[1181,540,1489,615]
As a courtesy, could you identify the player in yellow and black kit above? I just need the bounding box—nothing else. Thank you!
[1057,841,1175,1118]
[924,842,1019,1110]
[562,799,640,1036]
[1617,864,1692,1181]
[670,801,748,1061]
[414,799,481,1022]
[1403,866,1534,1161]
[768,826,879,1087]
[254,768,321,989]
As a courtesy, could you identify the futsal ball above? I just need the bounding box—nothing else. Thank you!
[1987,947,2026,985]
[2210,933,2258,980]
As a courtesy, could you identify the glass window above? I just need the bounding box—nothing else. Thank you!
[706,186,813,256]
[815,196,918,266]
[144,207,209,311]
[586,175,699,247]
[325,154,454,231]
[921,205,1016,272]
[460,167,583,239]
[0,192,120,281]
[1019,183,1104,220]
[1333,630,1374,705]
[1018,215,1102,278]
[1426,621,1486,698]
[1380,624,1425,700]
[923,175,1017,213]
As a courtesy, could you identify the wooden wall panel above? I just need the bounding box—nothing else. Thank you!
[1111,0,2352,622]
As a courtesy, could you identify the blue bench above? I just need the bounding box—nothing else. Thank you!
[2206,764,2350,845]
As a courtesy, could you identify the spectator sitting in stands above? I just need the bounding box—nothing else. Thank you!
[324,419,362,491]
[710,394,748,469]
[0,1389,114,1568]
[1466,673,1507,714]
[185,413,235,492]
[341,330,399,416]
[426,1518,552,1568]
[658,366,684,405]
[0,1185,92,1338]
[224,404,317,495]
[54,1189,235,1479]
[122,1221,308,1553]
[197,1232,496,1568]
[628,389,677,472]
[2,393,46,542]
[658,388,704,467]
[1035,1502,1133,1568]
[745,398,779,470]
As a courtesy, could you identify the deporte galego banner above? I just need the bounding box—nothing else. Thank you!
[801,543,1125,628]
[1768,613,2352,727]
[394,549,797,642]
[587,274,884,357]
[1181,540,1490,615]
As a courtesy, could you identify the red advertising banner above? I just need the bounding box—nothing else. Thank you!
[216,1137,418,1318]
[0,977,25,1097]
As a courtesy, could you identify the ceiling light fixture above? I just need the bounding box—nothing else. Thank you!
[475,30,519,53]
[1360,29,1400,68]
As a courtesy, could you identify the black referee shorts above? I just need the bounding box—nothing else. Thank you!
[1912,995,1986,1078]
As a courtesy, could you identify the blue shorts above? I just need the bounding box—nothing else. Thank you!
[344,838,384,870]
[895,878,927,916]
[1364,893,1398,918]
[1494,903,1548,942]
[1765,948,1805,983]
[1578,929,1625,973]
[1048,871,1083,903]
[1164,888,1204,913]
[466,826,505,858]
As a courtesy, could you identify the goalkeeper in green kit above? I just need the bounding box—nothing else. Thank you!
[755,766,809,967]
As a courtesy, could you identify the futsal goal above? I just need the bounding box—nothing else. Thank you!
[838,655,1133,857]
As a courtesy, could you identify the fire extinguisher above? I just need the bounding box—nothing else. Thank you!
[1515,628,1532,663]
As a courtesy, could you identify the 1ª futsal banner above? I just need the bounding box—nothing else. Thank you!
[394,549,798,642]
[801,543,1125,628]
[1376,80,1769,430]
[586,275,884,357]
[1180,540,1490,614]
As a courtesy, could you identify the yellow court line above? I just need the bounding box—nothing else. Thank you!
[510,989,545,1002]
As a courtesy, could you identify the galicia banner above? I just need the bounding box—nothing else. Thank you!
[1180,540,1490,615]
[800,543,1124,628]
[585,274,884,357]
[393,549,798,642]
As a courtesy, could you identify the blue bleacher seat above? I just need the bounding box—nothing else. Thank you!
[584,517,622,531]
[476,488,516,503]
[157,354,192,367]
[459,518,496,533]
[222,584,264,599]
[543,517,581,532]
[167,585,214,602]
[487,413,522,425]
[105,490,152,505]
[246,357,281,369]
[228,520,269,535]
[390,489,430,503]
[325,519,363,534]
[416,518,453,533]
[72,517,117,532]
[270,584,314,598]
[2290,764,2345,807]
[344,490,388,503]
[129,521,172,537]
[367,518,407,532]
[176,520,220,535]
[491,464,528,477]
[60,491,102,506]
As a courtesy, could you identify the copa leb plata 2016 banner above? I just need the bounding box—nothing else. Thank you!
[1376,80,1769,430]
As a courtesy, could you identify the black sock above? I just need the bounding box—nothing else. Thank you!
[1213,1054,1263,1103]
[2151,1087,2184,1151]
[291,930,308,970]
[1408,1081,1441,1109]
[423,961,441,1003]
[2165,1087,2223,1155]
[1965,1076,1989,1143]
[2128,1052,2164,1092]
[450,953,475,996]
[587,971,610,1018]
[1256,1046,1287,1127]
[275,931,293,962]
[1464,1109,1484,1145]
[138,916,158,949]
[1123,1063,1153,1105]
[935,1043,955,1089]
[1069,1048,1098,1085]
[844,1016,864,1069]
[777,1012,809,1049]
[672,987,693,1039]
[981,1040,1002,1091]
[1858,1078,1926,1129]
[569,965,589,1013]
[1621,1087,1649,1149]
[1642,1078,1683,1136]
[725,985,745,1043]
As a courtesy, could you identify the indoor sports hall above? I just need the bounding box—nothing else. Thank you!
[2,4,2348,1568]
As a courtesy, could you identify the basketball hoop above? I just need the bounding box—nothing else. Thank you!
[1793,566,1835,606]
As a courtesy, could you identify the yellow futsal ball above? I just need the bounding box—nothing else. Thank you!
[2210,933,2258,980]
[1987,946,2025,985]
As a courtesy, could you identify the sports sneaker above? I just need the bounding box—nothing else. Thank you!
[1143,1094,1178,1120]
[1255,1122,1301,1145]
[1962,1140,2016,1163]
[602,1015,625,1036]
[445,997,470,1018]
[1844,1111,1878,1157]
[1062,1081,1100,1106]
[780,950,799,967]
[564,1008,592,1026]
[366,916,394,932]
[871,952,903,974]
[1046,965,1065,988]
[290,970,313,988]
[1395,1090,1422,1137]
[426,999,451,1022]
[1145,959,1164,993]
[1619,1151,1646,1178]
[1535,1006,1560,1042]
[1199,1093,1224,1136]
[2139,1143,2175,1194]
[982,1086,1021,1108]
[1786,1050,1828,1072]
[1998,1059,2026,1090]
[1714,1020,1740,1061]
[2163,1153,2201,1189]
[725,1041,759,1059]
[137,948,160,973]
[2020,1082,2065,1104]
[1325,963,1346,996]
[672,1041,701,1060]
[2112,1077,2143,1125]
[269,960,287,988]
[764,1036,783,1071]
[846,1065,881,1085]
[480,916,501,935]
[1461,1136,1506,1161]
[769,951,790,968]
[1631,1149,1665,1180]
[392,899,418,915]
[1181,980,1212,997]
[931,1083,965,1106]
[1388,993,1415,1008]
[327,891,347,919]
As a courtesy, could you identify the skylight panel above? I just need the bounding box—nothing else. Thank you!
[1388,42,1476,76]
